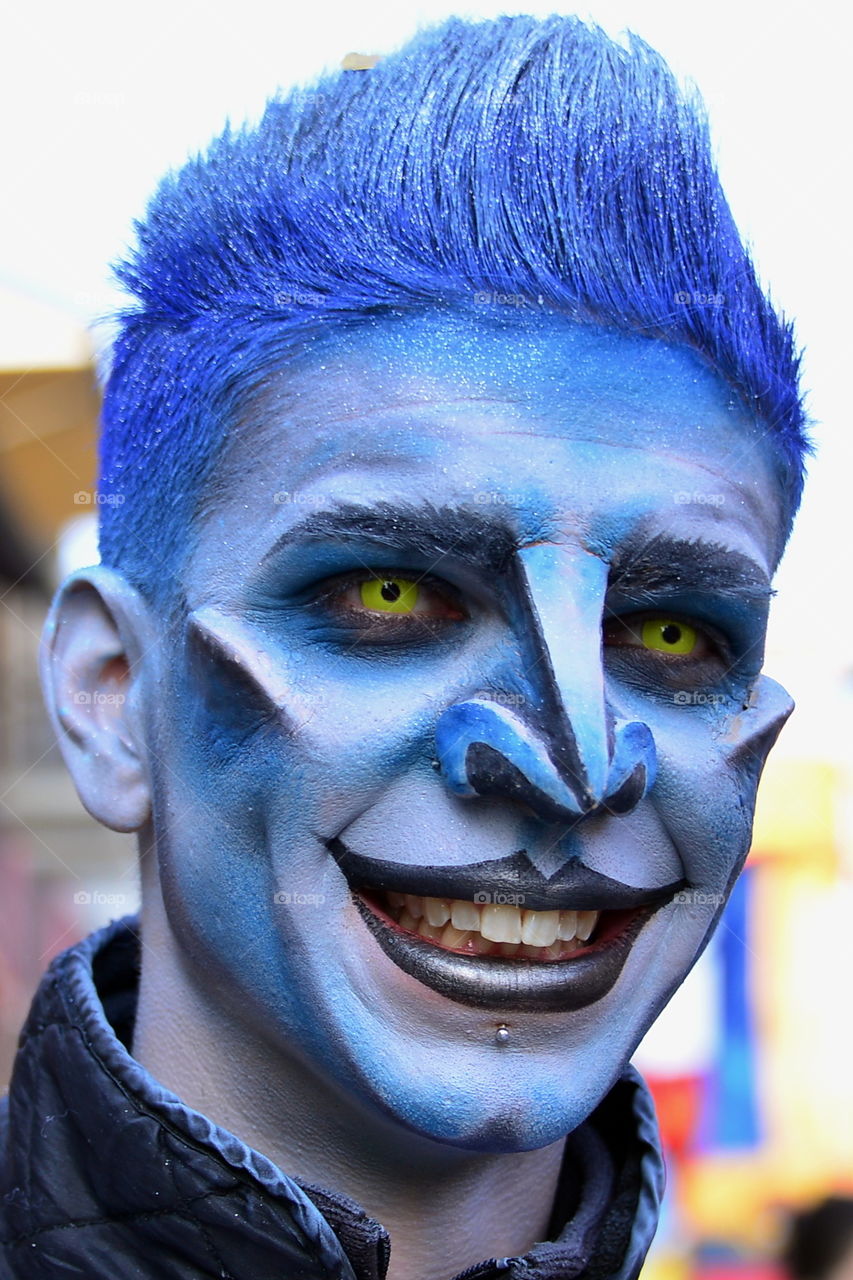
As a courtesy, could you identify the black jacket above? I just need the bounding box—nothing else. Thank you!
[0,918,665,1279]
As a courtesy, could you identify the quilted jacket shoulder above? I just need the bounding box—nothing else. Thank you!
[0,918,665,1280]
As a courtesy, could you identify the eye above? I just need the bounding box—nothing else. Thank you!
[639,618,698,655]
[319,572,467,627]
[359,577,421,614]
[603,613,716,662]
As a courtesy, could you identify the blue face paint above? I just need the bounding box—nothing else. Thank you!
[148,310,791,1151]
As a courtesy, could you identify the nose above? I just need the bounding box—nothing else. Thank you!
[435,701,656,822]
[433,543,657,823]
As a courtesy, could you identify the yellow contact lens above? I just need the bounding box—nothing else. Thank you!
[359,578,420,614]
[640,618,697,655]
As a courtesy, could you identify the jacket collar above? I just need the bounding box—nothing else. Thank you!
[1,916,664,1280]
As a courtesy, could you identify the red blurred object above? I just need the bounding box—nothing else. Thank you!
[645,1074,704,1159]
[694,1266,786,1280]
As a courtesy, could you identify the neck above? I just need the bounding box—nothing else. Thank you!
[132,891,567,1280]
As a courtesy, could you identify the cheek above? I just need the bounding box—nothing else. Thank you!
[182,605,469,811]
[643,711,749,888]
[147,658,337,1026]
[652,749,754,890]
[147,644,282,939]
[254,660,470,835]
[646,677,792,887]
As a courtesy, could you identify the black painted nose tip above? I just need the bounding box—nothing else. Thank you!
[434,699,656,822]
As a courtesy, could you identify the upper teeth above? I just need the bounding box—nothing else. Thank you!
[386,892,599,949]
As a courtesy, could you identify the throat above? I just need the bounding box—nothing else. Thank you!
[368,1137,568,1280]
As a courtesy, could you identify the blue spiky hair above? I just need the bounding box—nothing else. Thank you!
[99,14,809,600]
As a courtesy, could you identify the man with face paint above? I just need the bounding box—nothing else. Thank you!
[0,15,808,1280]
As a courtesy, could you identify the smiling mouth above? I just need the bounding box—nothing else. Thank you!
[351,884,665,1013]
[330,837,679,1012]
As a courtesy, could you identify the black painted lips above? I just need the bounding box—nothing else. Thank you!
[353,892,659,1011]
[328,838,683,912]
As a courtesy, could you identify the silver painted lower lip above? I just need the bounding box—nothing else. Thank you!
[353,893,656,1012]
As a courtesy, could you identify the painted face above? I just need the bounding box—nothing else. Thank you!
[149,311,791,1150]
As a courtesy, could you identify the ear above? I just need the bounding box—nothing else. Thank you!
[40,565,156,832]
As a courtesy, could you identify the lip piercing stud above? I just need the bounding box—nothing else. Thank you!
[494,1025,511,1046]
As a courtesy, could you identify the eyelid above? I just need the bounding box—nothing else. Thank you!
[313,567,468,615]
[603,609,729,657]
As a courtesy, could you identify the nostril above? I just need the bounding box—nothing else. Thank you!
[463,743,589,825]
[602,764,650,815]
[434,699,590,821]
[604,720,657,804]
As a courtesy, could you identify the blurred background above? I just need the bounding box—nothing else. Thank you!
[1,2,850,1277]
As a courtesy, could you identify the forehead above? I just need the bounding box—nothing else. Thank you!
[196,310,785,586]
[284,309,740,419]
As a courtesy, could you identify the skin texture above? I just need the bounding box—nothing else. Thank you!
[41,311,793,1280]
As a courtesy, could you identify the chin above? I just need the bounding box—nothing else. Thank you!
[327,1005,641,1154]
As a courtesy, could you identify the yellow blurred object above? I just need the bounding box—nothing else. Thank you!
[750,756,839,874]
[640,1250,691,1280]
[341,52,382,70]
[0,367,100,556]
[683,1156,819,1250]
[668,753,853,1246]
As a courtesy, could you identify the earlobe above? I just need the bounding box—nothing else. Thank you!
[40,565,155,833]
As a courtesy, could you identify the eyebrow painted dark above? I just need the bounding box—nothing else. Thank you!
[260,502,773,606]
[260,500,523,575]
[608,534,774,605]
